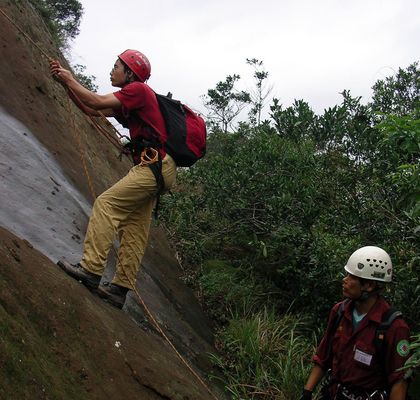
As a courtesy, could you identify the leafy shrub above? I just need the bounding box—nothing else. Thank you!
[162,70,419,329]
[376,111,420,218]
[28,0,83,48]
[200,259,274,323]
[161,62,419,398]
[73,64,98,92]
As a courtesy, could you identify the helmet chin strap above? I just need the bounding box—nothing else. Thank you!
[358,291,370,301]
[357,288,380,302]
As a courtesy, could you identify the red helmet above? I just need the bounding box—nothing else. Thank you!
[118,49,151,82]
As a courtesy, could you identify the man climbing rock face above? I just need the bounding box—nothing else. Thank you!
[50,50,177,308]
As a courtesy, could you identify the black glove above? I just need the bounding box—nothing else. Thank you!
[299,389,312,400]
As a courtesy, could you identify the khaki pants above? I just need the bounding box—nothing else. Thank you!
[80,154,177,289]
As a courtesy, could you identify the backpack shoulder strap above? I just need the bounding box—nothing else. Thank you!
[331,299,350,333]
[324,299,350,362]
[374,307,402,356]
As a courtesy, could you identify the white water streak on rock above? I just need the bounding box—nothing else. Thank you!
[0,106,91,262]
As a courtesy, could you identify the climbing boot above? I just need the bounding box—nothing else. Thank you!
[97,281,129,309]
[57,260,101,290]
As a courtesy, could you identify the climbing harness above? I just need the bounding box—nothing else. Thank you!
[139,147,159,165]
[0,7,219,400]
[123,135,165,218]
[335,383,389,400]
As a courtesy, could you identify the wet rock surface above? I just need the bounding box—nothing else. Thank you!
[0,2,223,399]
[0,107,90,261]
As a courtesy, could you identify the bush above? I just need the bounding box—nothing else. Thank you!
[160,62,419,398]
[29,0,83,48]
[72,64,98,92]
[162,86,419,331]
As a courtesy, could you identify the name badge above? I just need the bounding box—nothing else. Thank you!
[354,348,372,365]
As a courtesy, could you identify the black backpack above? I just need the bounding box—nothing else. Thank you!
[154,92,207,167]
[125,92,207,167]
[126,92,207,217]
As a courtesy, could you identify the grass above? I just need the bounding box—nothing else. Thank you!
[209,309,315,399]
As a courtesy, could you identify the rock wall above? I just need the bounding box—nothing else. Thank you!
[0,2,223,399]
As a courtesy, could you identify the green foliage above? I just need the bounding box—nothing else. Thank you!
[161,61,420,399]
[200,260,275,323]
[398,334,420,399]
[29,0,83,48]
[246,58,272,127]
[376,111,420,218]
[406,334,420,371]
[164,85,419,326]
[270,98,318,142]
[270,90,380,166]
[73,64,98,92]
[371,62,420,116]
[210,311,314,399]
[202,74,251,133]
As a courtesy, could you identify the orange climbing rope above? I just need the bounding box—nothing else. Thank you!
[0,8,127,155]
[0,6,220,400]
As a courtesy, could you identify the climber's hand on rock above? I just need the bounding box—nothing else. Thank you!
[49,59,73,86]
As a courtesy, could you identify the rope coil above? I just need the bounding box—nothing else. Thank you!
[140,147,159,166]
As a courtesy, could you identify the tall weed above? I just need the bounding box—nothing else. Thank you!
[210,311,314,399]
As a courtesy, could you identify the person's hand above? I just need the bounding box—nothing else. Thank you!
[49,59,73,86]
[299,389,312,400]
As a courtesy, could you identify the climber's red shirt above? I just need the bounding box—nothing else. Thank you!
[113,81,167,163]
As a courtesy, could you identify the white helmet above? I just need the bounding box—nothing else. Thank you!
[344,246,392,283]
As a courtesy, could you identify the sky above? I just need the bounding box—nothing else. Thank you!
[71,0,419,121]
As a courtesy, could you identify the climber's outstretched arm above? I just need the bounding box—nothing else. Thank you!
[50,60,119,114]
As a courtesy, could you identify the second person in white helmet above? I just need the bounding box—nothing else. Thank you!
[301,246,411,400]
